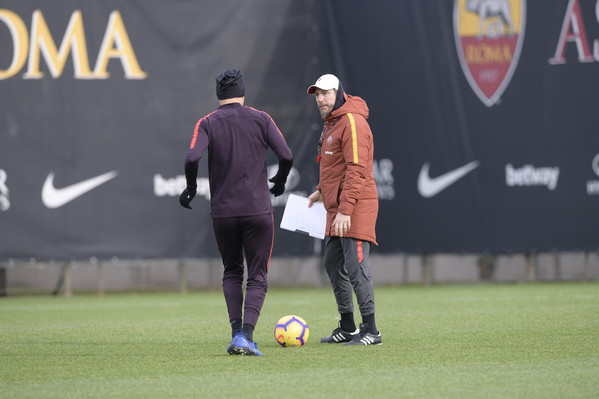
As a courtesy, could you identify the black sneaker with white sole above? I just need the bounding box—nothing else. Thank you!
[320,323,359,343]
[344,323,382,346]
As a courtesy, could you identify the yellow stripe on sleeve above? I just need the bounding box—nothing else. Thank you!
[347,113,358,164]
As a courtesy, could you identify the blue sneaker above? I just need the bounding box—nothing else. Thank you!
[227,334,244,355]
[245,340,263,356]
[227,336,239,355]
[226,333,263,356]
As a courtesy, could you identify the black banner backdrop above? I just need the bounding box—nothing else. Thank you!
[1,0,598,261]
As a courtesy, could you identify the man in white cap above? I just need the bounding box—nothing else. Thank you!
[307,74,381,346]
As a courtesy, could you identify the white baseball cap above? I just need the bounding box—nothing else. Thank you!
[307,74,339,94]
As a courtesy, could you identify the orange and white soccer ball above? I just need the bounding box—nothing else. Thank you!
[274,315,309,347]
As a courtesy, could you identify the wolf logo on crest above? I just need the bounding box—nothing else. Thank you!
[454,0,526,106]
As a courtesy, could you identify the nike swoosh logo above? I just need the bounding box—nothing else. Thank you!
[42,170,118,209]
[417,161,480,198]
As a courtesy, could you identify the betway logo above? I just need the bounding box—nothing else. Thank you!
[153,174,210,199]
[506,164,560,190]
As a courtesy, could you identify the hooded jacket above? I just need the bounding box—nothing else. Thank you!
[317,94,378,245]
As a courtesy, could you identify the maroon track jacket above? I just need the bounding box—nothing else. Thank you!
[185,103,292,218]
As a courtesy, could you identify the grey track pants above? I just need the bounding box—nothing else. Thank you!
[323,236,375,316]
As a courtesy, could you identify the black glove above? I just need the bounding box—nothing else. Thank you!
[269,177,285,197]
[179,189,196,209]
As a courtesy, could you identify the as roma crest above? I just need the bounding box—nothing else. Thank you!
[454,0,526,107]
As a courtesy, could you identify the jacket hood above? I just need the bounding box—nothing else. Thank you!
[326,94,369,121]
[332,80,346,111]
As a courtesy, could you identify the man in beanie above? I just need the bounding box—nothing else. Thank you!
[180,69,293,356]
[307,74,381,345]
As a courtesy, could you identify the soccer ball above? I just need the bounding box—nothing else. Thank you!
[274,315,309,347]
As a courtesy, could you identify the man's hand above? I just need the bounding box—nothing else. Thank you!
[307,190,321,207]
[179,189,196,209]
[332,212,351,236]
[269,177,285,197]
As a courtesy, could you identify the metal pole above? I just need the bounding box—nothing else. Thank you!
[63,261,72,297]
[402,253,409,285]
[178,259,188,294]
[422,254,432,286]
[97,261,104,297]
[584,252,589,281]
[0,264,6,297]
[525,252,536,282]
[553,251,561,281]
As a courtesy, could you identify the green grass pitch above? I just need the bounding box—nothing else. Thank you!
[1,282,598,398]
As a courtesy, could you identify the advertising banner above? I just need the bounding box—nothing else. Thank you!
[1,0,598,261]
[326,0,599,253]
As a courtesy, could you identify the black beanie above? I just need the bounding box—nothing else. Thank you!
[216,69,246,100]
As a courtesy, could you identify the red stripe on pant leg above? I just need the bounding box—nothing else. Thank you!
[267,213,274,270]
[357,240,363,263]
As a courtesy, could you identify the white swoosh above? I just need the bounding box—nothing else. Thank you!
[42,171,118,209]
[417,161,479,198]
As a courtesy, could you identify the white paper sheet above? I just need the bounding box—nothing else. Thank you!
[280,194,327,239]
